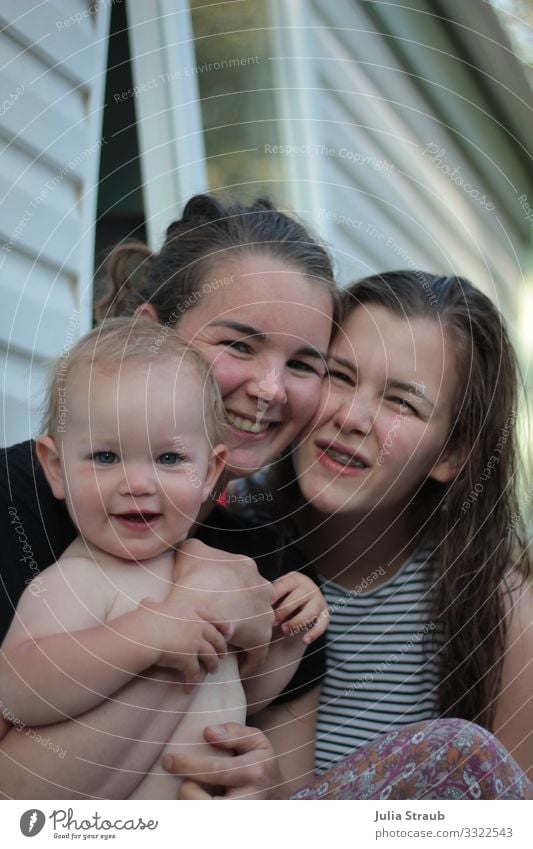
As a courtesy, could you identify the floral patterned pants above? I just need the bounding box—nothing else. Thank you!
[292,719,532,800]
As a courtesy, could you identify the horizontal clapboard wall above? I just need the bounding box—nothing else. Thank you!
[268,0,532,339]
[0,1,109,446]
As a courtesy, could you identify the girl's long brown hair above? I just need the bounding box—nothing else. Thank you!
[343,270,530,729]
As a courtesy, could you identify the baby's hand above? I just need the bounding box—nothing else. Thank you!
[271,572,329,644]
[138,595,232,690]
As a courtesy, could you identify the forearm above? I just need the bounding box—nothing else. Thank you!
[243,631,305,716]
[0,668,195,799]
[253,687,319,796]
[0,610,160,725]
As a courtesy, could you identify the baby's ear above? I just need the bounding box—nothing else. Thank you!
[202,444,228,502]
[35,435,66,500]
[429,446,466,484]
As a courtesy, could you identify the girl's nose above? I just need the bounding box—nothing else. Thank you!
[333,393,373,436]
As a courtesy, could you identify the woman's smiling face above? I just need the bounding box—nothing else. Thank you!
[178,254,334,478]
[294,303,461,517]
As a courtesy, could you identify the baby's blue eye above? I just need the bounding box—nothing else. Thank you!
[92,451,119,464]
[157,452,185,466]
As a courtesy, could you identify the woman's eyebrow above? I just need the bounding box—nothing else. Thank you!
[298,346,328,363]
[210,320,266,342]
[211,320,328,361]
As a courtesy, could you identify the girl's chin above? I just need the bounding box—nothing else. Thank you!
[298,479,356,515]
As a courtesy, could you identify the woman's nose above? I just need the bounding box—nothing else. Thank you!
[250,365,288,407]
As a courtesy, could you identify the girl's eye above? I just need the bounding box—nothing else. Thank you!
[389,397,415,413]
[327,369,355,386]
[92,451,119,465]
[222,339,252,355]
[157,452,186,466]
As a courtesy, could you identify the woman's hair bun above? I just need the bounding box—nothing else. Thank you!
[163,195,228,241]
[181,194,226,223]
[252,197,276,211]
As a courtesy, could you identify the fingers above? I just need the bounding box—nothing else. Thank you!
[182,636,226,682]
[163,724,279,799]
[278,597,329,640]
[275,589,310,624]
[238,644,270,678]
[273,573,318,620]
[271,573,296,605]
[164,753,247,787]
[202,722,271,755]
[272,573,329,643]
[179,656,202,692]
[214,620,234,640]
[301,610,329,643]
[197,642,220,676]
[202,622,229,658]
[178,780,214,800]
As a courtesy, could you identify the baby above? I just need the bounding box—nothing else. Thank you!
[0,319,327,798]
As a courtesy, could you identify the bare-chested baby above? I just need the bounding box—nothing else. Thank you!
[0,319,327,798]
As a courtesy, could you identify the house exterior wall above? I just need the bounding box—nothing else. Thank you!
[267,0,532,344]
[0,1,110,446]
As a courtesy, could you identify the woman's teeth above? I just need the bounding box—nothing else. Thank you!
[226,412,270,434]
[325,447,366,468]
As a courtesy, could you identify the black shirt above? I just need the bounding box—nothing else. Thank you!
[0,440,325,702]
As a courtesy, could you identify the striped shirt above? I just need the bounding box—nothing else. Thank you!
[315,549,441,772]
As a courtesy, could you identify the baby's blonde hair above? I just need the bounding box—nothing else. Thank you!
[43,318,226,444]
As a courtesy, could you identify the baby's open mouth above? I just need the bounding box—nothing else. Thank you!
[113,512,161,525]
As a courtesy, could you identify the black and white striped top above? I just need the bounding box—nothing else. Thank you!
[315,549,441,773]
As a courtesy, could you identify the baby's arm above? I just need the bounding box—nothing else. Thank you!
[243,572,328,714]
[0,558,228,727]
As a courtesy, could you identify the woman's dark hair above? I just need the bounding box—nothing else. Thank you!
[95,194,339,326]
[342,270,530,731]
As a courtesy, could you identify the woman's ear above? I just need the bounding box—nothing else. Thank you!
[202,444,228,502]
[134,303,160,324]
[35,436,66,500]
[429,447,466,484]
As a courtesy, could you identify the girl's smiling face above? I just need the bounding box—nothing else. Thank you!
[294,304,462,517]
[178,254,334,478]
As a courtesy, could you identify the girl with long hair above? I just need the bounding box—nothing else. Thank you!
[292,270,532,785]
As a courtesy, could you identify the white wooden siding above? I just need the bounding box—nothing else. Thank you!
[268,0,532,333]
[0,1,110,446]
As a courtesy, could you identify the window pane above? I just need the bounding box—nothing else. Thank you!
[190,0,284,200]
